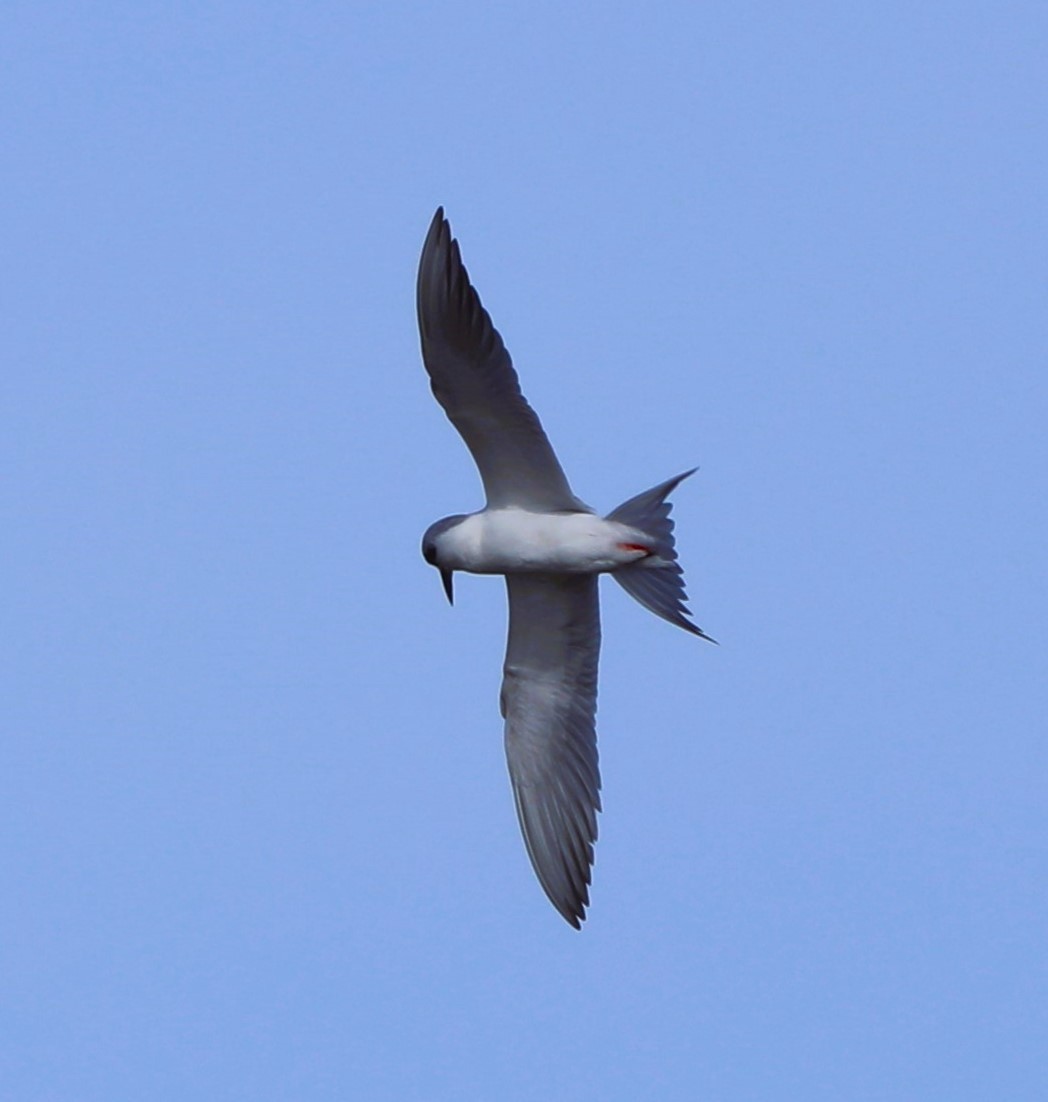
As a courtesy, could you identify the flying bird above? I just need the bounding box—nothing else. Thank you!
[417,208,714,928]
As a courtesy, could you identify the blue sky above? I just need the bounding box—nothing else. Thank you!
[3,3,1046,1098]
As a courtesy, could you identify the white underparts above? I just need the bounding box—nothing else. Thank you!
[436,508,652,575]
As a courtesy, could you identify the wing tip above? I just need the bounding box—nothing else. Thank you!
[421,206,449,267]
[550,881,590,930]
[511,778,597,930]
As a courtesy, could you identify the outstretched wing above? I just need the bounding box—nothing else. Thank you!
[416,208,586,512]
[501,573,602,928]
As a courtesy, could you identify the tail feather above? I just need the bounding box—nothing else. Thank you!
[607,470,716,642]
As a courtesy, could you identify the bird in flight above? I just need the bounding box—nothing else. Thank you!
[417,208,714,928]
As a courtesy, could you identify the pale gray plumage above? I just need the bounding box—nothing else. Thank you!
[416,207,713,929]
[501,574,601,928]
[416,208,588,513]
[609,470,716,642]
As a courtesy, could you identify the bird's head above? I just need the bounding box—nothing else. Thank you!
[421,515,467,605]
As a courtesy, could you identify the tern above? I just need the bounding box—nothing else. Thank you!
[417,208,714,928]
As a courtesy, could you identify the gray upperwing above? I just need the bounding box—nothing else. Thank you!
[416,208,587,512]
[501,573,602,928]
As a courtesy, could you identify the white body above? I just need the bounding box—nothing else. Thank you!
[437,509,651,575]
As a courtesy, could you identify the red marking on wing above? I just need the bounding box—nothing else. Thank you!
[618,542,652,554]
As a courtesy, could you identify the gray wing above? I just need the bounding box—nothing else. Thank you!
[416,208,587,512]
[501,573,602,928]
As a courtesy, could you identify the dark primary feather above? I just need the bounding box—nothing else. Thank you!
[501,574,602,929]
[416,208,587,512]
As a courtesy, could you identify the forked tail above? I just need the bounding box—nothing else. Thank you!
[607,470,716,642]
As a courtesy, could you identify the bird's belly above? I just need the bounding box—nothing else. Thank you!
[453,510,650,574]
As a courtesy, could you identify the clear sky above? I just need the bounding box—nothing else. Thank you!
[3,3,1046,1099]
